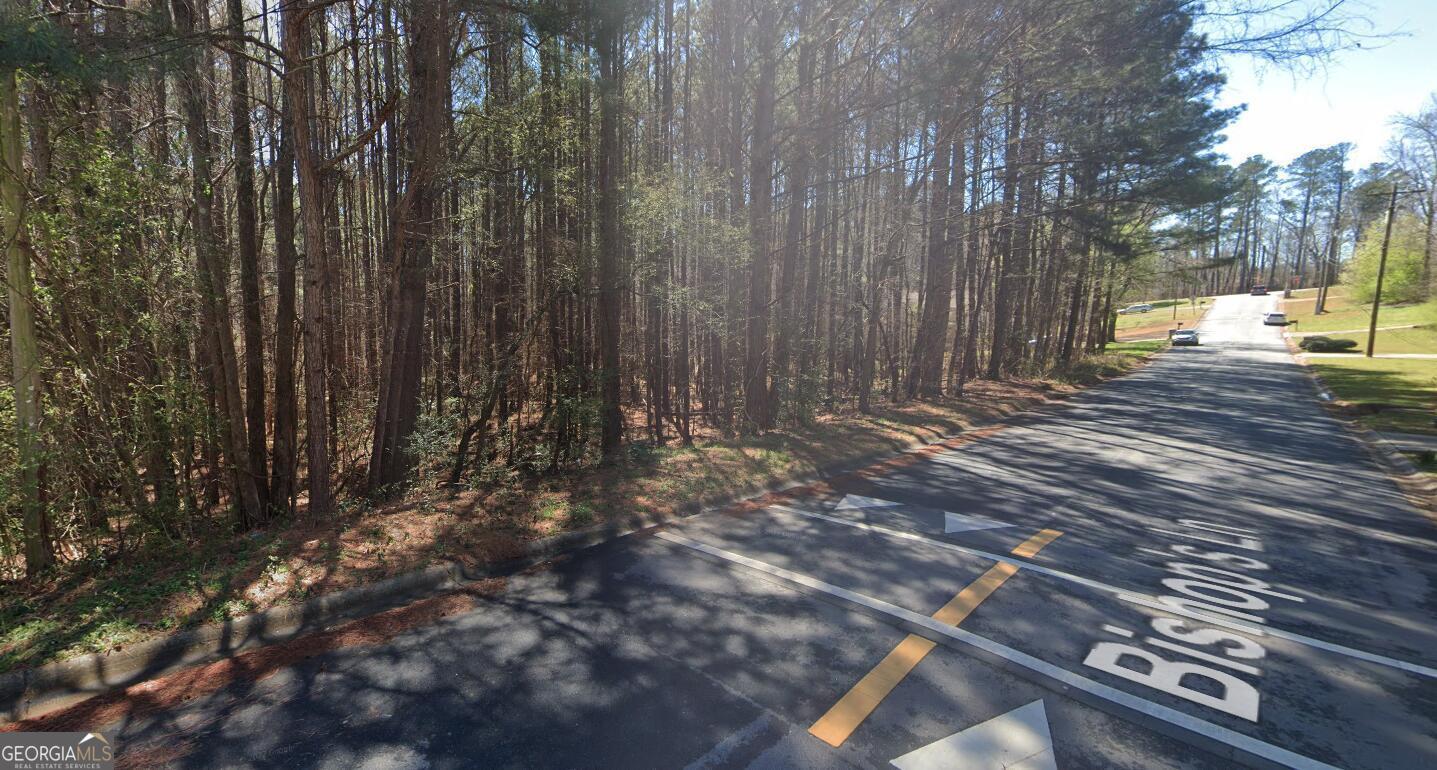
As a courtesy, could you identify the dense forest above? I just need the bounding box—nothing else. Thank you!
[1,0,1368,578]
[1134,114,1437,305]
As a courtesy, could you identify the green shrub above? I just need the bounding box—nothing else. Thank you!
[1299,336,1359,353]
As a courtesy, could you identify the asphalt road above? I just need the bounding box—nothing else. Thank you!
[96,293,1437,768]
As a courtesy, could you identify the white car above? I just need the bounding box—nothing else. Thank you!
[1119,303,1153,315]
[1262,312,1288,326]
[1171,329,1200,346]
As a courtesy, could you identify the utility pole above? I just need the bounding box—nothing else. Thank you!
[1367,184,1427,356]
[1316,146,1348,315]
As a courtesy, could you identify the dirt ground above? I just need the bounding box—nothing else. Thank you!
[0,368,1149,678]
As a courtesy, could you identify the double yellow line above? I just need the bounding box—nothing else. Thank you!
[808,528,1063,747]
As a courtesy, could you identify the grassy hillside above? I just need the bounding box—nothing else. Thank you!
[1286,288,1437,435]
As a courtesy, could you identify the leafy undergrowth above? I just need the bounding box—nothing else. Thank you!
[1058,340,1166,384]
[0,358,1158,676]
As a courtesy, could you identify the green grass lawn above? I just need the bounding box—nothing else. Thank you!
[1308,357,1437,434]
[1283,287,1435,334]
[1318,326,1437,356]
[1106,339,1168,357]
[1114,298,1210,331]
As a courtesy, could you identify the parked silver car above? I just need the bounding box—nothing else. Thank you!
[1171,329,1200,346]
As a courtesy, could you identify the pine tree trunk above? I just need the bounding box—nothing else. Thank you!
[271,84,300,516]
[768,0,813,421]
[369,0,450,493]
[907,132,955,400]
[227,0,270,514]
[282,0,333,515]
[171,0,264,528]
[743,8,778,430]
[1,70,53,575]
[596,4,625,455]
[987,80,1022,380]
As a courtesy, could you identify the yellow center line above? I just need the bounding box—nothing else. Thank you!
[808,528,1064,748]
[1011,528,1063,559]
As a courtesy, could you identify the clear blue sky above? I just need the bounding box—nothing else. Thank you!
[1214,0,1436,169]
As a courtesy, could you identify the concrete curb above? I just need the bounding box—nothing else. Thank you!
[1375,432,1437,453]
[0,560,462,722]
[1346,426,1437,512]
[2,381,1102,725]
[1282,333,1437,517]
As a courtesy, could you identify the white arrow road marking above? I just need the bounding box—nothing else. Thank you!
[835,494,908,510]
[944,511,1012,534]
[834,494,1012,534]
[771,504,1437,680]
[891,700,1056,770]
[655,530,1340,770]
